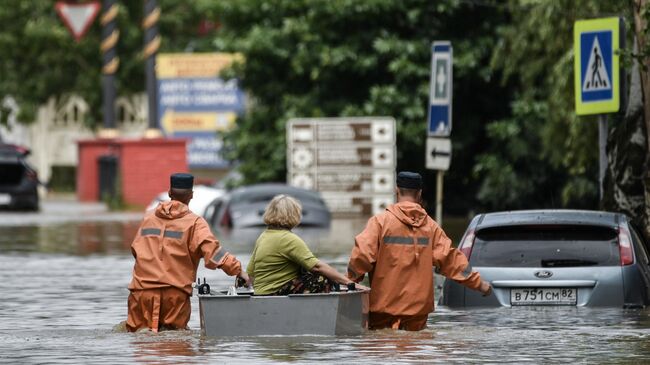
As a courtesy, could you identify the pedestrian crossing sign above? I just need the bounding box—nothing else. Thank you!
[574,17,621,115]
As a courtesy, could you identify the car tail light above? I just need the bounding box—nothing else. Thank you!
[25,169,38,182]
[220,207,232,228]
[459,229,475,259]
[618,224,634,266]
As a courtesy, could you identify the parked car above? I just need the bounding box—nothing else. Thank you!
[204,183,331,230]
[440,210,650,308]
[0,144,39,211]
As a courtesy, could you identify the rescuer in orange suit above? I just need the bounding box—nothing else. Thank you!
[126,173,251,332]
[347,171,492,331]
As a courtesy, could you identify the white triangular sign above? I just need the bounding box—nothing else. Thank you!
[582,37,611,92]
[55,2,100,42]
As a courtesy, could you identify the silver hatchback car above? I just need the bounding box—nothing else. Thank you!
[440,210,650,308]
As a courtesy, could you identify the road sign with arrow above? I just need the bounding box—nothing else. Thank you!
[426,137,451,171]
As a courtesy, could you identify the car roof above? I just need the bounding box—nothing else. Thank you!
[0,144,26,156]
[227,183,323,202]
[474,209,625,230]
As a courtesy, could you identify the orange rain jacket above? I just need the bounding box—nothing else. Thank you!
[347,201,482,318]
[127,200,241,331]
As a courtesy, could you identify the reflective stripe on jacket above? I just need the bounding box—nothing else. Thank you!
[347,201,481,317]
[128,200,241,295]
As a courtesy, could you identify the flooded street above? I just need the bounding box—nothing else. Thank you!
[1,201,650,364]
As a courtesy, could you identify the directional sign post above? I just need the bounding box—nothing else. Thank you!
[574,17,623,200]
[426,137,451,171]
[287,118,396,216]
[428,41,453,137]
[426,41,453,224]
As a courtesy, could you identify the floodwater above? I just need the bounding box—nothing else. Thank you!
[1,203,650,364]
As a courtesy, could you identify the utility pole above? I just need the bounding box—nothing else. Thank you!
[143,0,162,138]
[98,0,119,138]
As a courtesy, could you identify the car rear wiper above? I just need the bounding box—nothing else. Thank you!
[541,259,598,267]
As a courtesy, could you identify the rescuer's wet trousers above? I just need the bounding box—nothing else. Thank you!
[368,312,428,331]
[126,287,191,332]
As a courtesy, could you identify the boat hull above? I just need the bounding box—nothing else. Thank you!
[199,290,369,336]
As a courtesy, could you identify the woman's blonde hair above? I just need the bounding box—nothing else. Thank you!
[263,194,302,229]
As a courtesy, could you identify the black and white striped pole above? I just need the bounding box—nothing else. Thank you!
[98,0,119,138]
[143,0,162,138]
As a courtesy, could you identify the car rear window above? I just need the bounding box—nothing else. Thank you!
[0,159,25,185]
[470,225,620,267]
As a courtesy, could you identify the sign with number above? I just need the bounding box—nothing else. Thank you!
[574,17,622,115]
[428,41,453,136]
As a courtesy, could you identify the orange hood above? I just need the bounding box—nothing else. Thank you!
[155,200,190,220]
[386,201,428,228]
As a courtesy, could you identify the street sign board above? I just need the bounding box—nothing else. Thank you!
[55,1,100,42]
[156,53,246,168]
[426,137,451,171]
[320,192,394,216]
[287,117,396,216]
[574,17,621,115]
[428,41,453,136]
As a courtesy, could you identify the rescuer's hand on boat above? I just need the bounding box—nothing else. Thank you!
[479,280,492,296]
[351,282,370,291]
[238,271,252,288]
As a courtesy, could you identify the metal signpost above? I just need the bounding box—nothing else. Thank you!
[574,17,622,199]
[287,118,396,216]
[426,41,453,224]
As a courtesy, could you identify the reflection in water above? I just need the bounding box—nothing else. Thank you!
[131,332,201,364]
[2,216,650,363]
[0,222,140,255]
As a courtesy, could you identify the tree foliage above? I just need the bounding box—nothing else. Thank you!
[2,0,645,218]
[475,0,627,210]
[212,0,510,213]
[0,0,220,126]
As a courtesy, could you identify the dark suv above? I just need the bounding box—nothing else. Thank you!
[440,210,650,308]
[0,144,39,211]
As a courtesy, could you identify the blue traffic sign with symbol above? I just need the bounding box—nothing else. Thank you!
[428,41,452,136]
[574,17,621,115]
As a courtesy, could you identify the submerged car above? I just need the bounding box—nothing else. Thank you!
[440,210,650,308]
[204,183,331,229]
[145,185,226,216]
[0,144,39,211]
[144,170,242,216]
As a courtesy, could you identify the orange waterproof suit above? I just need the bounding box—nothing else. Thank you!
[347,201,482,330]
[126,200,241,332]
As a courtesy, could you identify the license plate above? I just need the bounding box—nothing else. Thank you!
[0,194,10,205]
[511,288,577,306]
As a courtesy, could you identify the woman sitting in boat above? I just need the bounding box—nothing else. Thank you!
[247,194,369,295]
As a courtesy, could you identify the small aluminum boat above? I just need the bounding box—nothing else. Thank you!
[198,288,369,336]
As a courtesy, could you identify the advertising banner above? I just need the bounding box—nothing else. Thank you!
[156,53,246,168]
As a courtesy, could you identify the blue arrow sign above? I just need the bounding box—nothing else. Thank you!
[428,41,452,136]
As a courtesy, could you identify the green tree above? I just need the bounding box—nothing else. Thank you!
[0,0,220,125]
[476,0,626,211]
[212,0,510,214]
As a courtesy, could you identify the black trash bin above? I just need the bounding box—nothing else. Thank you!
[98,155,119,201]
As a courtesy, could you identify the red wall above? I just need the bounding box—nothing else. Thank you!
[77,138,188,207]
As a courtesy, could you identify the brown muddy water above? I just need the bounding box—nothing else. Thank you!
[1,209,650,364]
